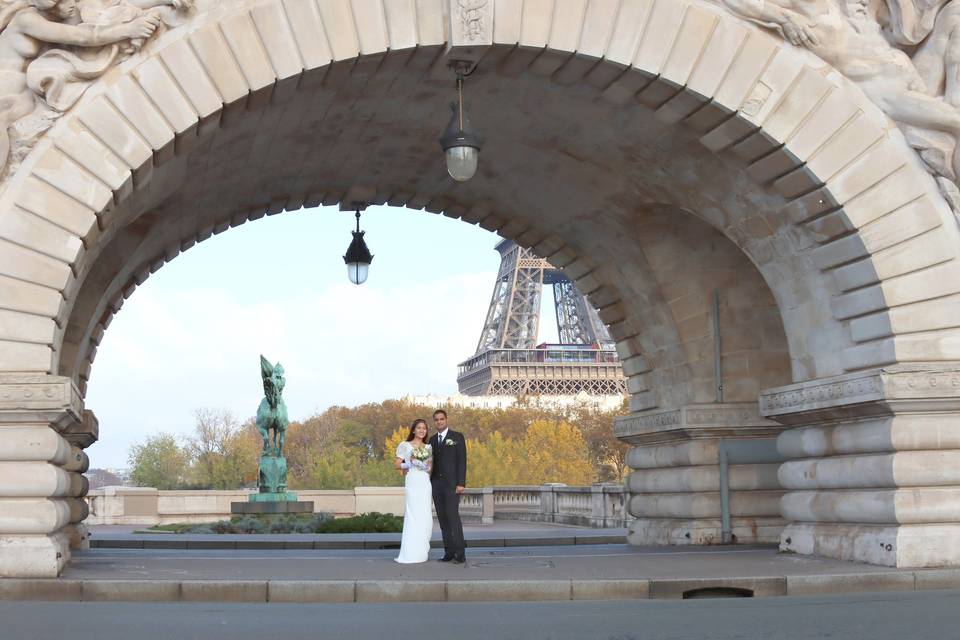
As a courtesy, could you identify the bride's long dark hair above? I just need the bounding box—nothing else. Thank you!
[406,418,428,443]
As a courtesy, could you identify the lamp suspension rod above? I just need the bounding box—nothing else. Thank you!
[457,73,464,132]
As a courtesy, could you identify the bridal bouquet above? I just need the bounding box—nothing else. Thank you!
[410,446,431,470]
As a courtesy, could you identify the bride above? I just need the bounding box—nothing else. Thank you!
[393,418,433,563]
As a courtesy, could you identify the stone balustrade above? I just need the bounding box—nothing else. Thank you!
[85,484,631,529]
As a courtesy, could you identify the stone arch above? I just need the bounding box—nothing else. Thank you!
[0,0,955,388]
[2,0,960,575]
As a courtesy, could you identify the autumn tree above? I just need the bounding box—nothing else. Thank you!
[383,425,409,461]
[128,399,628,490]
[573,402,631,481]
[520,420,595,486]
[128,433,191,489]
[466,431,526,487]
[186,409,260,489]
[296,442,361,489]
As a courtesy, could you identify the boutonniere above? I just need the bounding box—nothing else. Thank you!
[444,438,456,446]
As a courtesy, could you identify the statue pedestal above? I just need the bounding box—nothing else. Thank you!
[230,452,314,515]
[231,499,313,515]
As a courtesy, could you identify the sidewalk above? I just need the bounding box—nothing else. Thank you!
[86,522,628,550]
[4,537,960,603]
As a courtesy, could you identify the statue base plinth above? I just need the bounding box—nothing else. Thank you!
[231,495,314,515]
[232,453,314,514]
[248,491,300,502]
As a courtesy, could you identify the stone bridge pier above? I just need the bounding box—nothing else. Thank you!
[0,376,96,576]
[763,367,960,567]
[1,0,960,575]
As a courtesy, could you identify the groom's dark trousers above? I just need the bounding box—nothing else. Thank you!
[431,429,467,559]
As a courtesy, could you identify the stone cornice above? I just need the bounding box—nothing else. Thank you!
[614,403,781,445]
[760,365,960,424]
[0,375,84,429]
[62,410,99,449]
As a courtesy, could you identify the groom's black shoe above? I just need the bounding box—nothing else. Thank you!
[438,555,454,562]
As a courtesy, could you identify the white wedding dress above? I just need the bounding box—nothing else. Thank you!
[394,441,433,563]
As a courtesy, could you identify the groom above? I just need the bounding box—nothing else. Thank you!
[430,409,467,563]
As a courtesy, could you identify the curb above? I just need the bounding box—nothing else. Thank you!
[1,571,958,603]
[88,535,626,550]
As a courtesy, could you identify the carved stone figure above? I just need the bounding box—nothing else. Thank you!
[719,0,960,210]
[0,0,190,178]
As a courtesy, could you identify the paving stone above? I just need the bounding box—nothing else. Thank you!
[0,579,81,601]
[571,579,650,600]
[355,580,446,603]
[268,580,355,603]
[446,580,571,602]
[786,573,916,596]
[504,537,576,547]
[82,580,181,602]
[180,580,268,602]
[914,569,960,591]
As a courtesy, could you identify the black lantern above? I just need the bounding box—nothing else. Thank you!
[343,209,373,285]
[439,69,482,182]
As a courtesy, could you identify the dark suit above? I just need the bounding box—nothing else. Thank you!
[431,429,467,559]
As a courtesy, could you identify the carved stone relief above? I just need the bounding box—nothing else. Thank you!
[457,0,487,42]
[0,0,958,220]
[0,0,193,181]
[717,0,960,215]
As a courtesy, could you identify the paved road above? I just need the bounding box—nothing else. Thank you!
[6,591,960,640]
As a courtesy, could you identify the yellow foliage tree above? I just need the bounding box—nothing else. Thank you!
[466,431,526,487]
[521,420,595,486]
[383,425,409,461]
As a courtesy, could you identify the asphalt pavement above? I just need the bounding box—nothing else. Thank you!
[4,590,960,640]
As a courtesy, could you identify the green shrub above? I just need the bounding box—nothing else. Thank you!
[315,512,402,533]
[143,511,399,534]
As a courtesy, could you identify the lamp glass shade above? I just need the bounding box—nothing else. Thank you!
[346,262,370,285]
[445,145,479,182]
[343,229,373,285]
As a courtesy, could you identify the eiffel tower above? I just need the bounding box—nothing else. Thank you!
[457,240,627,396]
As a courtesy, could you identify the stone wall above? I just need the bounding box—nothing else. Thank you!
[87,487,392,525]
[85,485,630,528]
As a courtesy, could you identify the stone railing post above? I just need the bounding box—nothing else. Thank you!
[762,365,960,568]
[591,485,608,527]
[479,487,494,525]
[0,374,89,577]
[539,484,557,523]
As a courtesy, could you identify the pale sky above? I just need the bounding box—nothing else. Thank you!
[84,205,559,469]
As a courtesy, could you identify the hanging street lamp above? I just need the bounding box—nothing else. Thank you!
[343,207,373,285]
[439,64,482,182]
